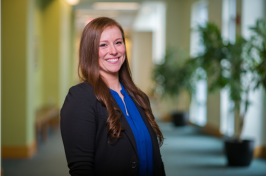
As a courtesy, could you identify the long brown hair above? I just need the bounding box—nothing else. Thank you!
[78,17,164,146]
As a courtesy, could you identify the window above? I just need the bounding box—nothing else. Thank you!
[189,0,208,126]
[220,0,236,136]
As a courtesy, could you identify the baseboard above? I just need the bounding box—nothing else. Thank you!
[1,140,36,159]
[254,145,266,158]
[188,121,201,127]
[161,113,172,122]
[203,123,223,138]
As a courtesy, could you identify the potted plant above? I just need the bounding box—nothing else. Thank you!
[190,22,227,92]
[248,19,266,90]
[152,47,196,126]
[152,23,228,126]
[222,37,255,166]
[188,22,259,166]
[225,19,266,166]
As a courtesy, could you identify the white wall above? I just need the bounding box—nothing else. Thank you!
[189,0,208,126]
[220,0,236,136]
[132,1,166,91]
[133,1,166,64]
[241,0,266,146]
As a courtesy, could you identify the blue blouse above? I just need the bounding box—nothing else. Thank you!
[110,84,154,176]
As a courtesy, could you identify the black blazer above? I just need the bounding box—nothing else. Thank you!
[60,82,165,176]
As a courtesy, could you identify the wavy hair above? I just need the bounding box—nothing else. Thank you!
[78,17,164,146]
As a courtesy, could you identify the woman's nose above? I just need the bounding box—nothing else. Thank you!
[109,45,117,55]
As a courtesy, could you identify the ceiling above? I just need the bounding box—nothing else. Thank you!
[75,0,143,9]
[73,0,157,33]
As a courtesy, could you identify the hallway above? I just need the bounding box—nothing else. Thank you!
[2,122,266,176]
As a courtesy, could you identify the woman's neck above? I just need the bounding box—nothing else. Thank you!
[100,71,121,92]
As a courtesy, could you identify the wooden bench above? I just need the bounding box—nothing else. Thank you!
[35,107,60,145]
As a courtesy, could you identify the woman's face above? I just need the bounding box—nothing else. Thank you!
[98,26,126,78]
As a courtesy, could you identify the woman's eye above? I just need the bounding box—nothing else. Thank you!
[100,44,107,47]
[116,41,122,45]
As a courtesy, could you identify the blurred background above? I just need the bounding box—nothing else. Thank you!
[1,0,266,175]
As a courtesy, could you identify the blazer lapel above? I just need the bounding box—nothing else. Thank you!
[110,94,139,159]
[120,114,139,159]
[132,98,162,175]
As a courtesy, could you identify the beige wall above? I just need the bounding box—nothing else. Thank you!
[163,0,223,127]
[205,0,223,130]
[165,0,197,52]
[0,0,2,164]
[131,0,201,119]
[131,32,153,95]
[59,0,73,106]
[42,0,74,107]
[2,0,35,146]
[42,0,61,107]
[162,0,197,115]
[264,94,266,146]
[34,0,44,110]
[1,0,74,158]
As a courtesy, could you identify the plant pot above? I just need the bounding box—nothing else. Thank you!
[171,111,188,126]
[224,138,254,166]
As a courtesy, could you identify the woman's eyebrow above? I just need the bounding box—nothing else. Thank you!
[100,38,123,42]
[99,40,108,43]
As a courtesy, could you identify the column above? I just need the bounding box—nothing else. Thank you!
[204,0,223,136]
[2,0,36,158]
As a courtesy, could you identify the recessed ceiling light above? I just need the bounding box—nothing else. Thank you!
[66,0,79,5]
[92,2,139,10]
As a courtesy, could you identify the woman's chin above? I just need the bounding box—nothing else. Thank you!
[100,69,120,77]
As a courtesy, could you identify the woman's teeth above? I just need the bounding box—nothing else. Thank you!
[107,58,118,62]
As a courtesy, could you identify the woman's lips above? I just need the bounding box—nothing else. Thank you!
[105,57,119,64]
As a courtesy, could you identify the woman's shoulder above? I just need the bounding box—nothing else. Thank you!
[70,81,94,93]
[67,82,97,102]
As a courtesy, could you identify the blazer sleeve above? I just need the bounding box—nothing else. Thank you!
[143,93,166,176]
[60,85,97,176]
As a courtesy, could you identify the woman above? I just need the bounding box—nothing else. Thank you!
[60,17,165,176]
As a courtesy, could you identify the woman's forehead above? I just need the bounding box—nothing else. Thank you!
[100,26,123,40]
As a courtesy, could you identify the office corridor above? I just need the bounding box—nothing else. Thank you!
[2,122,266,176]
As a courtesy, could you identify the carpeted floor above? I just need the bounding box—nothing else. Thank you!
[159,122,266,176]
[2,122,266,176]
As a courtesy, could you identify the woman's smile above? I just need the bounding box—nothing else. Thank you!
[105,57,120,64]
